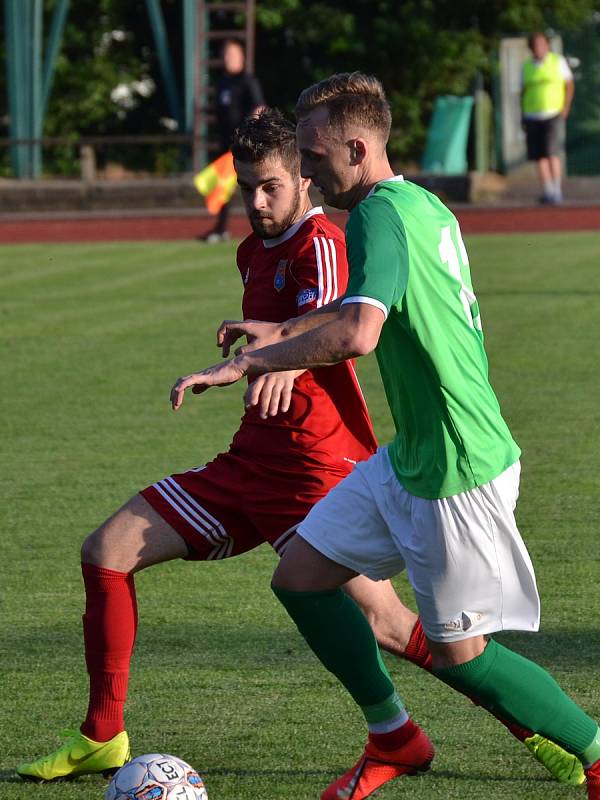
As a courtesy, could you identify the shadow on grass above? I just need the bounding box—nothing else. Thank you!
[0,770,106,785]
[0,764,555,789]
[5,624,598,673]
[0,772,25,784]
[202,767,558,783]
[0,766,557,785]
[494,627,600,670]
[426,769,556,783]
[203,767,336,778]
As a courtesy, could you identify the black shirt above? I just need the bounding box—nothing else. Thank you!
[216,72,265,150]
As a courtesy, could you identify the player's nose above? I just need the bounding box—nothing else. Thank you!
[252,190,267,210]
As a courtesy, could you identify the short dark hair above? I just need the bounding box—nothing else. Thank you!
[295,72,392,147]
[231,108,300,176]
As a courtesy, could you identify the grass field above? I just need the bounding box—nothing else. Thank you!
[1,231,599,800]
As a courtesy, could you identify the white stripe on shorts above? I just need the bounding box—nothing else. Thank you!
[153,477,233,558]
[271,524,298,556]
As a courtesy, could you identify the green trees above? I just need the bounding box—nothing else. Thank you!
[1,0,598,175]
[254,0,600,163]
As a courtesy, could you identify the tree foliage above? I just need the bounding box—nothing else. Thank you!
[254,0,600,163]
[1,0,599,174]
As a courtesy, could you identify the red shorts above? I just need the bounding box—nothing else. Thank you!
[140,451,350,560]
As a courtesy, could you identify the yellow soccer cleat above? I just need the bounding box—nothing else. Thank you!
[17,729,130,782]
[524,733,585,786]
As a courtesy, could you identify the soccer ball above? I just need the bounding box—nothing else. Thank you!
[105,753,208,800]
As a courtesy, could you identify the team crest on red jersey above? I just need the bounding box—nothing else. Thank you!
[274,260,287,291]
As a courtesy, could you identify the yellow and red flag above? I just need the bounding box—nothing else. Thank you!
[194,151,237,214]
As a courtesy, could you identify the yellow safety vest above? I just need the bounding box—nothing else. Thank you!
[522,52,565,115]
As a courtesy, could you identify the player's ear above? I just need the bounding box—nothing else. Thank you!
[299,176,311,194]
[348,138,367,166]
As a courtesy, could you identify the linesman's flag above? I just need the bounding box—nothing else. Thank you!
[194,151,237,214]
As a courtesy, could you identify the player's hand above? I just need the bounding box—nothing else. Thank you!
[217,319,283,357]
[217,319,246,357]
[244,370,304,419]
[170,358,247,410]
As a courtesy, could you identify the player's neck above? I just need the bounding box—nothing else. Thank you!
[349,160,395,209]
[291,197,315,226]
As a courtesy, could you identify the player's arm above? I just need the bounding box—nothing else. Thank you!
[239,231,348,415]
[233,303,339,419]
[171,302,384,409]
[562,78,574,119]
[171,200,403,408]
[243,300,384,370]
[217,298,342,357]
[238,228,349,416]
[559,55,575,119]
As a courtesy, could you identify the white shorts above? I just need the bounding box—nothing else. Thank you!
[297,448,540,642]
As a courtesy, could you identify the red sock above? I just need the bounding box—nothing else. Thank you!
[586,759,600,791]
[404,618,433,671]
[80,563,137,742]
[369,718,420,752]
[498,719,532,741]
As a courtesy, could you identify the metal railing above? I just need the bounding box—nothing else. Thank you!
[0,134,222,180]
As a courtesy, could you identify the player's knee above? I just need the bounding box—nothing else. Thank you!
[80,525,109,566]
[80,511,132,568]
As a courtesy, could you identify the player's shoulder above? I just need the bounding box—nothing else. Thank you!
[304,209,344,239]
[292,209,345,256]
[237,231,260,259]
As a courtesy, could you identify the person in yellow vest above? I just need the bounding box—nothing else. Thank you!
[521,32,574,204]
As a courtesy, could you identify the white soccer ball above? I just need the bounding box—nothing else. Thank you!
[105,753,208,800]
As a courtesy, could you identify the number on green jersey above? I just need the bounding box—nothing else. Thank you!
[438,223,482,331]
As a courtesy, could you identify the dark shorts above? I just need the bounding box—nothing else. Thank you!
[524,115,563,160]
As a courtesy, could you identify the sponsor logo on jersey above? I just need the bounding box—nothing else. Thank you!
[274,260,287,291]
[297,287,317,306]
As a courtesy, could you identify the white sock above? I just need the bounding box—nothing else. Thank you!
[367,708,409,734]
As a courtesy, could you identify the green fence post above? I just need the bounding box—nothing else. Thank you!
[41,0,70,119]
[474,79,492,174]
[144,0,183,128]
[30,0,43,177]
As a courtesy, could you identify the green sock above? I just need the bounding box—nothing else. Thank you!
[272,585,404,723]
[434,639,598,758]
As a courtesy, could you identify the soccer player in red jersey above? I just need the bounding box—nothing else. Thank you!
[18,109,583,789]
[16,108,386,783]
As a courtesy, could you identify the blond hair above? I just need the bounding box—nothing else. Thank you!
[295,72,391,145]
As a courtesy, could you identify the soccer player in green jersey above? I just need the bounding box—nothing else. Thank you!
[170,73,600,800]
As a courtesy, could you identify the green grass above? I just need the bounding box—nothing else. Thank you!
[1,232,599,800]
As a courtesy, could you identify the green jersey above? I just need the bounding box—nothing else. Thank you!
[343,177,520,499]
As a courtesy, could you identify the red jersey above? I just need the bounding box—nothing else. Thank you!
[229,207,377,474]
